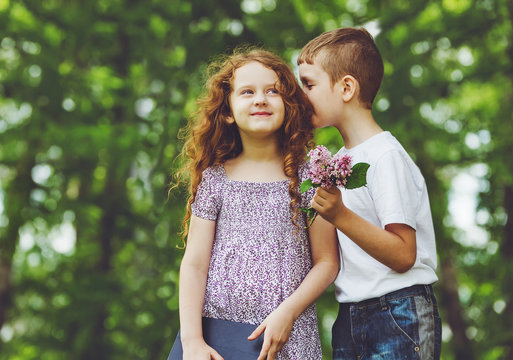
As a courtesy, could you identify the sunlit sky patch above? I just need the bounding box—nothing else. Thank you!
[448,166,489,248]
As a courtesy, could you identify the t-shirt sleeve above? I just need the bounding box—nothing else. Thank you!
[369,150,422,229]
[191,167,221,221]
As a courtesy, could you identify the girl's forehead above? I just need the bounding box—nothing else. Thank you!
[231,62,279,88]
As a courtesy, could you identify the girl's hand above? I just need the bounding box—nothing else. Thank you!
[182,338,224,360]
[247,308,294,360]
[311,186,344,224]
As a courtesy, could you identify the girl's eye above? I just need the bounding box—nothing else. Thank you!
[267,88,279,95]
[241,89,253,95]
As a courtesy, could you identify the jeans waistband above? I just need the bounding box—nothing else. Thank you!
[340,284,435,310]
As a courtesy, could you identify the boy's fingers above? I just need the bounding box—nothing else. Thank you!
[313,190,326,203]
[315,187,327,197]
[311,198,323,210]
[316,187,335,201]
[319,186,340,196]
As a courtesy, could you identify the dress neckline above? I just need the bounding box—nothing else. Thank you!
[220,164,290,185]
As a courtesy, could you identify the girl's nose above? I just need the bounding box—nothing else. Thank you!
[254,92,267,105]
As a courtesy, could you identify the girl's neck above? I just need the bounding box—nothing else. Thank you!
[237,133,282,162]
[224,134,287,182]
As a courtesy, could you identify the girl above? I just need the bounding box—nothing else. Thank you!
[172,48,339,360]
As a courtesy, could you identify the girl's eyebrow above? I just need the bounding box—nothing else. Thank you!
[235,82,278,89]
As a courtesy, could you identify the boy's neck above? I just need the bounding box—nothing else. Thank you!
[337,107,383,149]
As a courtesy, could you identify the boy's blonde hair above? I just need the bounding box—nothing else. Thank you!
[298,27,383,109]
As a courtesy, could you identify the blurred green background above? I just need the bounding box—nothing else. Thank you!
[1,0,512,359]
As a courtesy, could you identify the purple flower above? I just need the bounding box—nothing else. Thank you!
[300,145,369,228]
[307,146,352,189]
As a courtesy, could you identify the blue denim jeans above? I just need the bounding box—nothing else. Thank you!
[332,284,441,360]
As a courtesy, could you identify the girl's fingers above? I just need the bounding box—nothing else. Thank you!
[248,323,265,340]
[210,350,224,360]
[257,340,271,360]
[267,345,279,360]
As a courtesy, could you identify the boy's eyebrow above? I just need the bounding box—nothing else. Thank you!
[299,75,311,83]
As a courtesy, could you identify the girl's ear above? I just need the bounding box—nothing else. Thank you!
[338,75,358,103]
[225,116,235,124]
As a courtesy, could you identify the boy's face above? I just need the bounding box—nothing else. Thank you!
[299,60,343,129]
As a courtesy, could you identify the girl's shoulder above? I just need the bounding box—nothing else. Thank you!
[202,164,224,176]
[200,164,226,184]
[298,161,310,180]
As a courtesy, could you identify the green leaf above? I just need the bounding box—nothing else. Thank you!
[345,162,370,189]
[299,206,318,229]
[300,178,314,193]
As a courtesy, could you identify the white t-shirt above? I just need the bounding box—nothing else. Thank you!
[334,131,438,303]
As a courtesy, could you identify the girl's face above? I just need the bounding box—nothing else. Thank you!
[228,61,285,139]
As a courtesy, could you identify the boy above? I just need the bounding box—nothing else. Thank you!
[298,27,441,359]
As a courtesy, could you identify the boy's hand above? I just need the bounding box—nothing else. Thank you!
[248,308,294,360]
[311,186,344,224]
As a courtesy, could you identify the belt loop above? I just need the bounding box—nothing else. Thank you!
[424,285,432,302]
[379,295,387,311]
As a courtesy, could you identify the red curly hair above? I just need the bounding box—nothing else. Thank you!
[175,47,314,245]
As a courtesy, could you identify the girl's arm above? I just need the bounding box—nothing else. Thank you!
[248,215,339,360]
[179,215,223,360]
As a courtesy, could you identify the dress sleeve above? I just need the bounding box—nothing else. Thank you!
[298,162,316,209]
[191,166,222,221]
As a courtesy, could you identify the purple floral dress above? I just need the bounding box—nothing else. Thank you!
[191,164,322,359]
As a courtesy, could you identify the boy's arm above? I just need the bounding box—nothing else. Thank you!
[312,186,417,273]
[179,215,223,360]
[248,215,339,360]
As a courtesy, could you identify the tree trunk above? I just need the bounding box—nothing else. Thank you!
[439,257,476,360]
[78,24,131,359]
[0,154,36,346]
[502,186,513,358]
[0,262,12,335]
[502,1,513,356]
[78,180,117,360]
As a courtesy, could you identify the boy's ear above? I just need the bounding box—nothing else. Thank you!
[338,75,358,103]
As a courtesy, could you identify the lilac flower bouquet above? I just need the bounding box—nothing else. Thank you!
[300,145,370,227]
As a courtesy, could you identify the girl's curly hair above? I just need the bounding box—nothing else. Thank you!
[174,47,314,246]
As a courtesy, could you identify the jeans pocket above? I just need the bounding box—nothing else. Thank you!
[386,294,441,360]
[386,297,420,348]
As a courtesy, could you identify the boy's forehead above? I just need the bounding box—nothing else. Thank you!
[298,61,326,78]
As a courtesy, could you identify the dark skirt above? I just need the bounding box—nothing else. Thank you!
[168,317,264,360]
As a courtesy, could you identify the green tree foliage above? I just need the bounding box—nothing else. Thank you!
[0,1,512,359]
